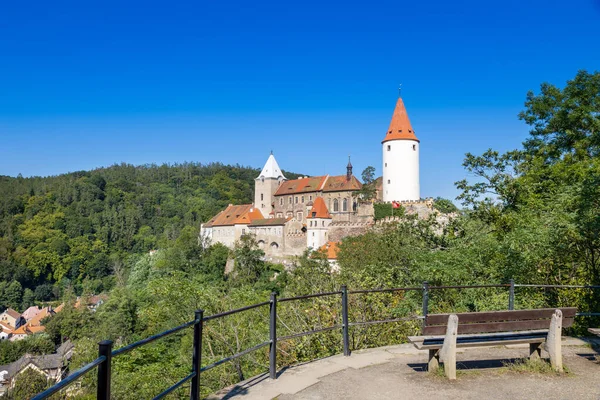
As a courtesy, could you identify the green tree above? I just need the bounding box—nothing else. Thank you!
[6,368,50,400]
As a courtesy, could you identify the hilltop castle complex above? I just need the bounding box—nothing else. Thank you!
[200,97,433,259]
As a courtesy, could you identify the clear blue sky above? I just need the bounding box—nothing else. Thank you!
[1,0,599,201]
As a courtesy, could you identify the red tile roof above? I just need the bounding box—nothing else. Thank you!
[274,176,328,196]
[274,175,361,196]
[249,218,290,227]
[205,204,264,227]
[322,175,362,192]
[382,97,419,143]
[319,241,340,259]
[308,197,331,219]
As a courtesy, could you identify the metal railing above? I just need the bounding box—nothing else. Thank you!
[32,281,600,400]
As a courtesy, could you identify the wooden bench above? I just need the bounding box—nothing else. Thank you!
[408,307,576,379]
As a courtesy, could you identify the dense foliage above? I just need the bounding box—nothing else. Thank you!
[2,70,599,399]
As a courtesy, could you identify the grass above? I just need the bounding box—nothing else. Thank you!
[503,358,569,375]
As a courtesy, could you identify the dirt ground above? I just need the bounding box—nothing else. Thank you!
[277,345,600,400]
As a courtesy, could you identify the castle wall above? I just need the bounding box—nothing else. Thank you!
[327,221,372,242]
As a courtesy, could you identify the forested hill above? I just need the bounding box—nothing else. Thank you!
[0,162,301,310]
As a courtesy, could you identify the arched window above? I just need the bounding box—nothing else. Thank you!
[257,240,265,248]
[333,199,339,212]
[270,242,279,250]
[342,198,348,212]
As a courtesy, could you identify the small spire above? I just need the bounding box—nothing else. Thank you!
[346,155,353,181]
[398,83,402,98]
[270,150,273,155]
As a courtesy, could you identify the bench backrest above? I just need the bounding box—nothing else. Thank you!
[423,308,576,336]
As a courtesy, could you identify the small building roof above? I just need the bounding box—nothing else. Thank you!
[249,218,289,227]
[206,204,264,227]
[307,197,331,219]
[27,307,53,327]
[382,97,419,143]
[257,153,286,180]
[22,306,42,321]
[319,241,340,259]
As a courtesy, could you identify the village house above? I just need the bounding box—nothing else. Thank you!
[0,341,74,396]
[0,309,24,330]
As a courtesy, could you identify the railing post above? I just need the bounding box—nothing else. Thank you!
[191,309,204,400]
[269,292,278,379]
[97,340,113,400]
[509,279,515,310]
[341,285,350,356]
[422,281,429,329]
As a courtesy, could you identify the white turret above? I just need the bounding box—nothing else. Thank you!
[255,153,286,218]
[382,97,420,202]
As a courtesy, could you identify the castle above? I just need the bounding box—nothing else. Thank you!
[200,96,430,259]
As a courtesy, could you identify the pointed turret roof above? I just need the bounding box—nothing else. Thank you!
[257,153,286,180]
[307,197,331,219]
[382,97,419,143]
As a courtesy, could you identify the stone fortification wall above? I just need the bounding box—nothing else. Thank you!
[282,233,306,257]
[328,221,372,242]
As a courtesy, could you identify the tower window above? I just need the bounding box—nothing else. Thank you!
[289,196,292,204]
[388,180,391,184]
[280,198,283,206]
[333,199,339,212]
[301,196,304,203]
[261,193,264,201]
[387,145,391,151]
[413,144,416,151]
[385,163,387,167]
[343,198,348,212]
[295,196,298,204]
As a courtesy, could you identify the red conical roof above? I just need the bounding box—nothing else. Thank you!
[382,97,419,143]
[308,197,331,219]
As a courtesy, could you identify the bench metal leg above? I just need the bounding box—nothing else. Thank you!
[529,343,542,359]
[428,349,439,372]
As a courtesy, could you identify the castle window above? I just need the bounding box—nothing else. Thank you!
[312,212,316,218]
[388,180,391,184]
[301,196,304,203]
[309,195,312,201]
[342,198,348,212]
[280,198,283,206]
[322,221,325,227]
[242,229,246,235]
[387,145,391,151]
[385,163,387,167]
[277,212,283,218]
[295,196,298,204]
[297,212,302,221]
[261,194,264,201]
[333,199,339,212]
[289,196,292,204]
[413,144,416,151]
[312,232,315,237]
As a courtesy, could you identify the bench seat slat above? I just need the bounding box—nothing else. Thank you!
[425,307,576,326]
[423,317,573,335]
[408,329,549,350]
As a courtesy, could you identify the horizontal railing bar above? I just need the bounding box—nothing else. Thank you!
[349,316,420,327]
[576,312,600,316]
[152,372,195,400]
[278,324,342,341]
[279,291,342,302]
[515,284,600,289]
[429,284,511,289]
[204,301,271,321]
[200,341,270,373]
[31,355,107,400]
[113,320,197,357]
[349,287,421,294]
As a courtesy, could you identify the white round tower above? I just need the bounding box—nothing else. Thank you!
[382,97,420,202]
